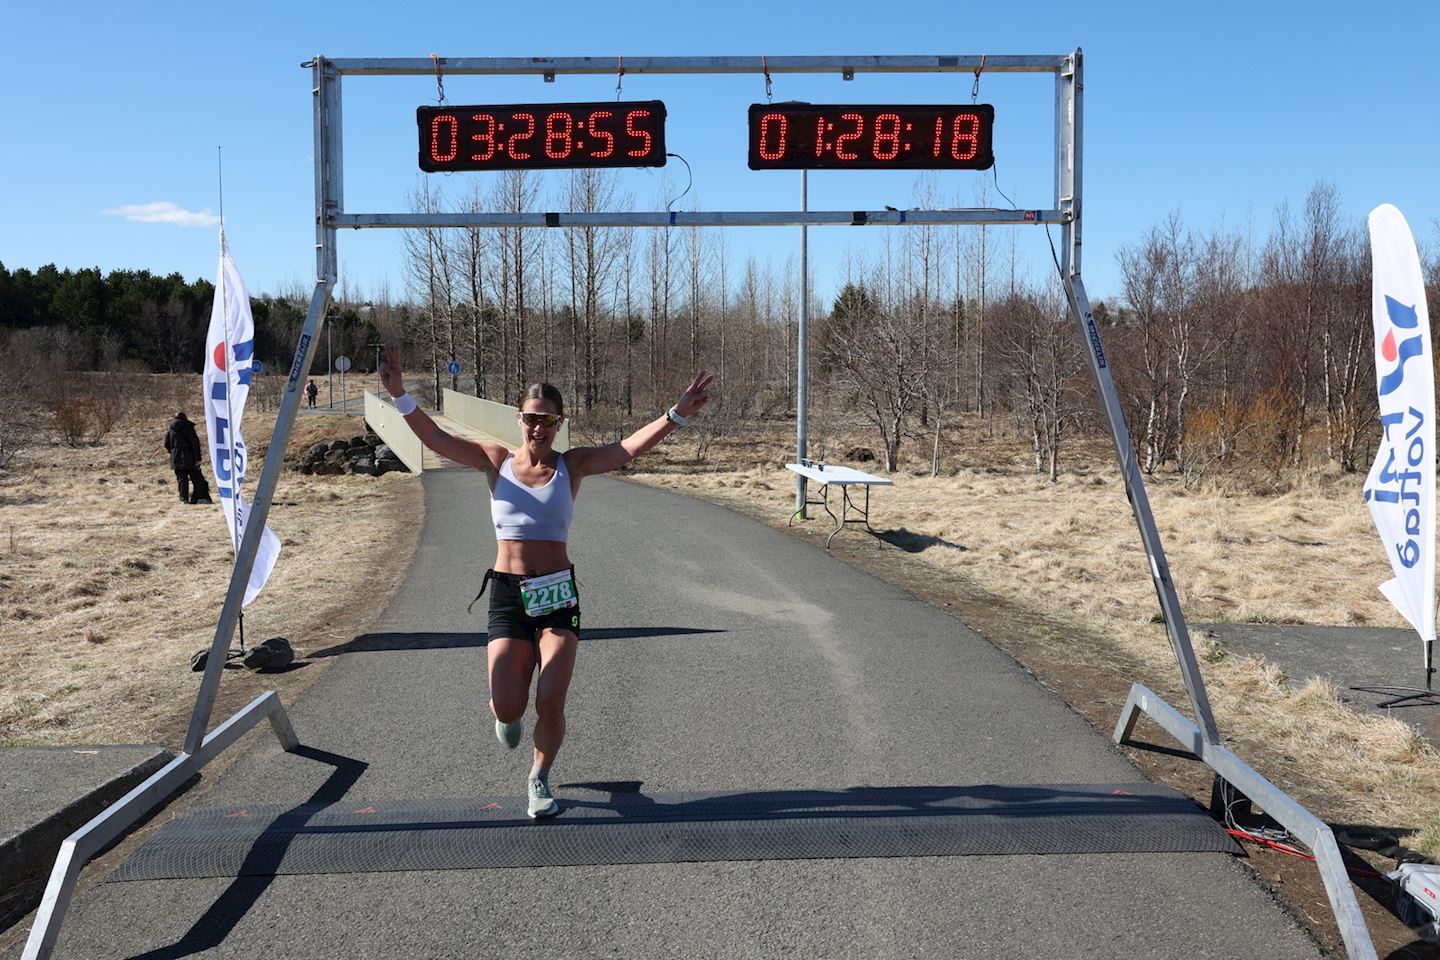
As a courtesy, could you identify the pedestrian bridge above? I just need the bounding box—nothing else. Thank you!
[364,388,571,472]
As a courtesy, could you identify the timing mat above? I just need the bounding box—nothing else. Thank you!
[111,782,1237,881]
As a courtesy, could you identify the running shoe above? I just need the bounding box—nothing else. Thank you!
[495,717,523,750]
[527,777,559,819]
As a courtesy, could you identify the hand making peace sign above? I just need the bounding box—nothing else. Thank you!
[674,370,716,419]
[378,344,406,398]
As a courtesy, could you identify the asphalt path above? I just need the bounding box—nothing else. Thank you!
[14,471,1324,959]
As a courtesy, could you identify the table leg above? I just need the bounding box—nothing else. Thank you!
[822,484,844,548]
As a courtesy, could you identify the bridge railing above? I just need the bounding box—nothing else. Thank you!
[363,392,425,473]
[441,389,570,452]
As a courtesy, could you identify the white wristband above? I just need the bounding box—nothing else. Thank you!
[666,405,687,428]
[393,393,417,416]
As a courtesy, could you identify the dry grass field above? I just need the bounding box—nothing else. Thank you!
[0,373,421,750]
[4,378,1438,953]
[613,416,1440,866]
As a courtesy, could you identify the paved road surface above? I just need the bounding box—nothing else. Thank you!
[11,471,1323,959]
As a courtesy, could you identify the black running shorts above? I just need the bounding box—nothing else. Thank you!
[484,570,581,645]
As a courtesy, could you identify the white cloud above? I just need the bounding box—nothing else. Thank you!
[101,201,221,228]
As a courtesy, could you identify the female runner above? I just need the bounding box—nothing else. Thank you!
[380,346,713,817]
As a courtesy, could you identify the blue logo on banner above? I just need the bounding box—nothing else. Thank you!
[1377,296,1423,397]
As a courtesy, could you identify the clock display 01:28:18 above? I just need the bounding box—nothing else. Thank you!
[418,101,668,171]
[748,103,995,170]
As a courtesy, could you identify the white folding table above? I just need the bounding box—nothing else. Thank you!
[785,462,893,547]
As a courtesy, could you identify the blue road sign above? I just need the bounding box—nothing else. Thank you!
[448,361,462,376]
[251,359,263,374]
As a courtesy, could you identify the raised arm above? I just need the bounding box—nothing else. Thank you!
[378,345,507,475]
[568,371,714,479]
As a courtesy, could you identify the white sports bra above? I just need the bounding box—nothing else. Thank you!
[489,454,574,542]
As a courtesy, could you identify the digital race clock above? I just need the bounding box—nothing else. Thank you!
[748,103,994,171]
[418,101,667,172]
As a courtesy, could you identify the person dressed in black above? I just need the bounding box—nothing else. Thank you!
[164,411,212,504]
[305,379,319,409]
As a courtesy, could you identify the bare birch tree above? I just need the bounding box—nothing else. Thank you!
[401,180,457,404]
[490,170,541,397]
[822,279,927,471]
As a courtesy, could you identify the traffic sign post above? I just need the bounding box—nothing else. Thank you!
[336,355,352,410]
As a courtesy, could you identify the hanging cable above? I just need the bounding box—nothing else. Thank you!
[971,54,986,103]
[762,55,773,103]
[615,55,625,101]
[430,53,446,105]
[1045,223,1064,281]
[989,160,1017,210]
[665,153,693,212]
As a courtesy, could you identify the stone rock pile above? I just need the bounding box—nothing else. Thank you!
[296,434,409,476]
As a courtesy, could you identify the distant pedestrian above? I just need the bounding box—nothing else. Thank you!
[164,411,210,504]
[306,379,319,409]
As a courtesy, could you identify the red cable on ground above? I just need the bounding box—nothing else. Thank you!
[1226,829,1386,880]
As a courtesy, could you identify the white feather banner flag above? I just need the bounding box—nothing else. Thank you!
[203,230,281,606]
[1363,204,1435,667]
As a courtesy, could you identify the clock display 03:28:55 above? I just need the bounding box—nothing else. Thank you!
[418,101,668,171]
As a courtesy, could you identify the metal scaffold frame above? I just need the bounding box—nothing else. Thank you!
[23,52,1377,960]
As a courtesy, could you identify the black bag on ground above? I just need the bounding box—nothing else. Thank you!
[189,645,245,672]
[243,636,295,672]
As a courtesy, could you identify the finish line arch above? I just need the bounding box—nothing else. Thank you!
[23,52,1379,960]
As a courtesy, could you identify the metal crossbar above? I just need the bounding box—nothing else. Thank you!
[326,54,1069,77]
[333,209,1064,229]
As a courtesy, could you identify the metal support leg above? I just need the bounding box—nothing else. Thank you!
[1114,683,1377,960]
[23,693,298,960]
[789,489,829,527]
[1063,274,1220,747]
[184,283,331,755]
[842,484,877,534]
[820,485,845,547]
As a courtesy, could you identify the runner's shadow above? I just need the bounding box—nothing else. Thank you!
[123,745,367,960]
[309,631,484,657]
[580,628,724,642]
[311,628,724,657]
[550,783,1191,822]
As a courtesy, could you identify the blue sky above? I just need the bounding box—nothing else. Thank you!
[1,1,1435,308]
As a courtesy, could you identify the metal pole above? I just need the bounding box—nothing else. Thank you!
[796,170,809,518]
[327,323,334,408]
[182,284,330,754]
[182,56,340,755]
[1056,49,1219,746]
